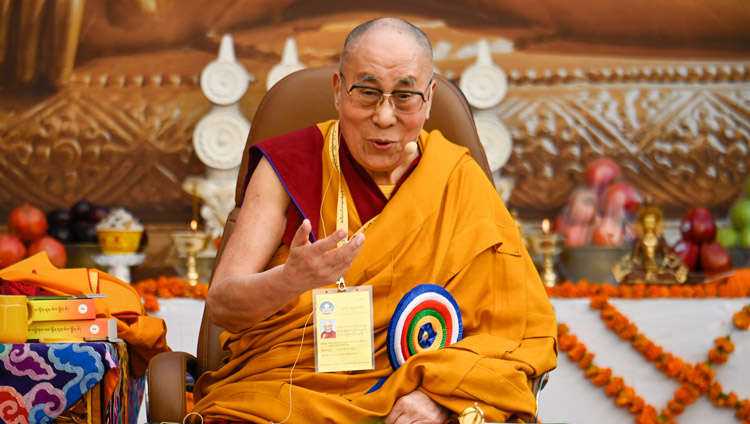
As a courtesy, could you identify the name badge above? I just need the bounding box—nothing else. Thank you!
[313,286,375,373]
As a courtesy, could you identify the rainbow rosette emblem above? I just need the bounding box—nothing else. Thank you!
[387,283,463,370]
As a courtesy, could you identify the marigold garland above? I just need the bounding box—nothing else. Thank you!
[553,268,750,423]
[133,276,208,312]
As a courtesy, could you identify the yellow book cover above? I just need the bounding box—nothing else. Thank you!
[28,297,97,321]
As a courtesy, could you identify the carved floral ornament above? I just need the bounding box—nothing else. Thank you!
[1,61,749,220]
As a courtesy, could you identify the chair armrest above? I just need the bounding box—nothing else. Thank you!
[147,351,198,423]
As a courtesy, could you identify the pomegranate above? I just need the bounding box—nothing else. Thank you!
[8,204,48,244]
[0,234,28,269]
[28,236,67,268]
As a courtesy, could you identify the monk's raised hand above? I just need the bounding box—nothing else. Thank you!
[282,219,365,290]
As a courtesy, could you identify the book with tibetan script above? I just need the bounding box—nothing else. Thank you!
[28,295,103,321]
[27,318,118,342]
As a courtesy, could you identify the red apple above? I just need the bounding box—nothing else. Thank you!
[8,204,48,244]
[0,234,28,269]
[671,239,699,270]
[699,241,732,275]
[28,236,67,268]
[592,216,625,246]
[585,158,621,189]
[602,183,642,216]
[680,208,716,243]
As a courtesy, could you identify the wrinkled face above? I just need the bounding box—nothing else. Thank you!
[333,29,435,176]
[324,321,333,333]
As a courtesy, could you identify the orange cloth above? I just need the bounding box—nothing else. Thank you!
[0,252,169,377]
[193,121,558,423]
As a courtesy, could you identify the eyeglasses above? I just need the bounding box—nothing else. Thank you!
[341,73,432,114]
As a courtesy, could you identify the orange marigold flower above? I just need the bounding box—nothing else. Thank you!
[708,381,723,400]
[558,323,570,336]
[635,405,659,424]
[734,307,750,330]
[715,336,735,353]
[736,399,750,420]
[567,343,587,362]
[644,343,662,362]
[591,368,612,386]
[584,365,598,378]
[619,323,638,341]
[681,285,695,298]
[632,283,647,299]
[620,285,633,299]
[709,348,729,364]
[628,395,645,414]
[559,281,577,297]
[704,284,718,297]
[590,295,609,310]
[674,385,696,405]
[142,293,160,312]
[666,399,685,415]
[599,284,619,297]
[605,376,624,396]
[615,386,635,407]
[668,285,684,298]
[662,355,684,378]
[558,334,578,351]
[157,286,174,298]
[578,352,595,369]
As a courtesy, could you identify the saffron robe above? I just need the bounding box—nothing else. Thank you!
[192,120,558,423]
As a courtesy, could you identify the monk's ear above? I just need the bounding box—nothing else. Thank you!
[333,72,342,112]
[423,79,437,121]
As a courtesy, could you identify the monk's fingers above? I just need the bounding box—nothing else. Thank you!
[323,233,365,267]
[289,219,313,248]
[311,228,348,253]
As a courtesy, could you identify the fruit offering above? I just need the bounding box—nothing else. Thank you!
[716,175,750,249]
[555,158,642,247]
[47,200,109,244]
[2,204,66,269]
[671,207,732,275]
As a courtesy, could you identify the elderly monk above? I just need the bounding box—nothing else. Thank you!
[192,17,557,424]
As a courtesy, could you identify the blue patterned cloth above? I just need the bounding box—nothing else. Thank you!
[0,342,143,424]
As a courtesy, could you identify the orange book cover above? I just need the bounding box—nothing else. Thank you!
[27,318,117,342]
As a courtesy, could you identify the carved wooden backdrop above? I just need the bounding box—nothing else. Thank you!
[1,1,749,224]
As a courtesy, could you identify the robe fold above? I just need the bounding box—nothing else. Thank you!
[193,120,557,423]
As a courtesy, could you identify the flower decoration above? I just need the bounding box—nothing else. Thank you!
[133,276,208,312]
[552,268,750,423]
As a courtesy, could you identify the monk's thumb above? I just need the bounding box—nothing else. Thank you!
[291,219,312,247]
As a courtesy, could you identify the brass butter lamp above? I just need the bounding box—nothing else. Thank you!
[528,219,566,287]
[171,220,211,286]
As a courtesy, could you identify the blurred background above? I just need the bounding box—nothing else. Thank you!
[1,0,749,279]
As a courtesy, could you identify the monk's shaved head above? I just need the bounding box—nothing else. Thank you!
[340,18,433,70]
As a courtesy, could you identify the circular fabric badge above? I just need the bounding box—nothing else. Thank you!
[387,284,463,370]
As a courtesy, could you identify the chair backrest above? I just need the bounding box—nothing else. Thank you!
[197,66,493,375]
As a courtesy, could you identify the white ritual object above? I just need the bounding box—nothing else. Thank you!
[266,37,306,91]
[190,34,253,244]
[92,253,146,284]
[459,40,515,202]
[460,39,508,110]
